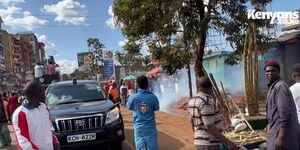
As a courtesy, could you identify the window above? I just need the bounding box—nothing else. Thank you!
[0,46,3,56]
[0,59,4,65]
[30,38,33,41]
[0,34,2,43]
[46,83,107,105]
[14,40,20,45]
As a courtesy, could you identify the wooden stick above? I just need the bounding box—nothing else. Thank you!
[220,81,254,131]
[220,81,233,118]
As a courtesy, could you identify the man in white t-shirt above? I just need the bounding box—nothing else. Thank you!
[290,63,300,124]
[120,82,128,105]
[34,62,44,78]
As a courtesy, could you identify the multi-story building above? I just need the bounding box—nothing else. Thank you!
[38,42,45,63]
[16,32,39,68]
[6,35,22,90]
[0,17,10,90]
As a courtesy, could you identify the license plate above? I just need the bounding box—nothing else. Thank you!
[67,133,96,143]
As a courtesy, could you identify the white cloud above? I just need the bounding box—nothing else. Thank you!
[56,59,78,74]
[0,6,48,30]
[42,0,87,26]
[118,39,128,47]
[36,34,57,57]
[0,0,24,5]
[106,5,118,29]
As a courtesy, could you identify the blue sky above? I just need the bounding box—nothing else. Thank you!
[0,0,299,74]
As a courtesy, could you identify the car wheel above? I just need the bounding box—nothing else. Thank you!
[110,141,122,150]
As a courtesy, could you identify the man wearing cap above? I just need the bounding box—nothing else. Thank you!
[264,61,299,150]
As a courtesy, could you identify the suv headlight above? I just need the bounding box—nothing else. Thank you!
[105,107,120,125]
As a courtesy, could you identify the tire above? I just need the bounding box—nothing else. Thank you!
[110,141,122,150]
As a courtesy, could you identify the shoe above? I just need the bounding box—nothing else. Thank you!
[0,145,6,148]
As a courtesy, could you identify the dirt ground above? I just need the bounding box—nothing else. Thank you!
[5,106,195,150]
[122,106,195,150]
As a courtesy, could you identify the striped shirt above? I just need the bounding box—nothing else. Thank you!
[188,92,222,146]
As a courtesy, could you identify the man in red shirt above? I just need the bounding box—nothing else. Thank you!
[126,81,133,89]
[8,92,19,118]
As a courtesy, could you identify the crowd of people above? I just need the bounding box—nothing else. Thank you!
[0,91,25,148]
[1,61,300,150]
[103,79,136,106]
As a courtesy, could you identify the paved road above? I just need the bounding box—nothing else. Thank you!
[3,106,193,150]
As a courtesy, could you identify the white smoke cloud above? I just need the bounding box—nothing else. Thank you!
[150,67,197,112]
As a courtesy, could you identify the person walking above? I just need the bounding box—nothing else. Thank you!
[8,92,19,118]
[12,81,60,150]
[0,92,11,148]
[34,62,44,79]
[126,75,160,150]
[108,82,120,103]
[290,63,300,123]
[120,82,128,106]
[188,76,237,150]
[264,61,299,150]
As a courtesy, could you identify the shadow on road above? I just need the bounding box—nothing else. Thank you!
[124,128,185,150]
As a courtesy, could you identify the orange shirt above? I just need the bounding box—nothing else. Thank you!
[108,88,119,102]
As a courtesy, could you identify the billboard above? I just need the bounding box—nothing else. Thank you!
[77,52,92,67]
[103,51,115,79]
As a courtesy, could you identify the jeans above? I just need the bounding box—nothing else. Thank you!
[121,95,127,105]
[0,122,11,146]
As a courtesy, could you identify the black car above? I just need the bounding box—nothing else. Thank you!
[45,79,125,149]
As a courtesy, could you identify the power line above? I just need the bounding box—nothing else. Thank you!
[4,23,108,28]
[1,13,108,18]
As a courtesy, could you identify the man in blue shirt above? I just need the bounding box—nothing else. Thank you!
[126,75,159,150]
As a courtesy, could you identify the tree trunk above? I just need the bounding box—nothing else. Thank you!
[247,29,255,116]
[253,24,259,114]
[194,32,206,78]
[243,27,249,109]
[187,64,193,98]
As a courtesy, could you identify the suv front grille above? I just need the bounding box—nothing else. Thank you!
[56,114,103,133]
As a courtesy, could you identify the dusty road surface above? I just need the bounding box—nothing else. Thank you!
[4,107,194,150]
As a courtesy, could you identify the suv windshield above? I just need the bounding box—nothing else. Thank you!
[46,83,107,105]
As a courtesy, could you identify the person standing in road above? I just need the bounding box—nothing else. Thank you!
[264,61,299,150]
[188,76,237,150]
[8,92,19,118]
[34,62,44,79]
[126,75,160,150]
[12,81,60,150]
[0,92,11,148]
[290,63,300,123]
[120,82,128,106]
[108,82,120,103]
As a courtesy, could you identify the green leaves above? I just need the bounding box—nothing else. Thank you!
[148,40,190,75]
[87,38,105,72]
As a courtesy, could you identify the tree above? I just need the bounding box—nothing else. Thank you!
[115,49,153,73]
[122,38,142,73]
[148,40,190,75]
[113,0,274,116]
[87,38,105,77]
[113,0,273,74]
